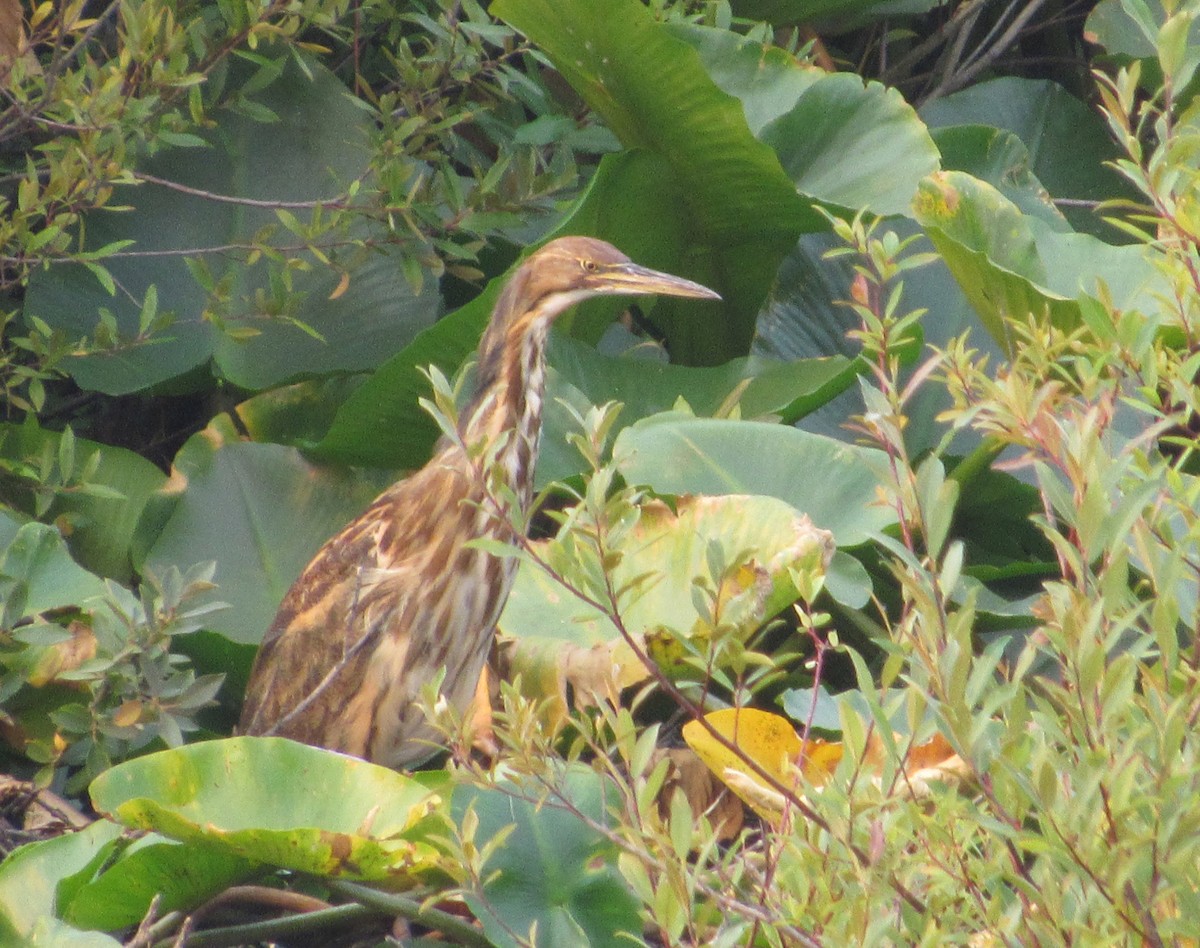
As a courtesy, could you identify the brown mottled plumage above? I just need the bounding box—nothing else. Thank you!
[238,237,720,768]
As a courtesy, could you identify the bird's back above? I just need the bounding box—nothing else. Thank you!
[238,443,517,766]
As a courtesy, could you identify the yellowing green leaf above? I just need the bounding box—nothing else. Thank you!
[90,737,450,884]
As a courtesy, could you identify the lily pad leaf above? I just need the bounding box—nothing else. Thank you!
[675,25,940,217]
[0,422,166,583]
[89,737,449,883]
[919,76,1137,237]
[549,332,856,426]
[912,171,1168,353]
[0,522,109,627]
[62,835,253,931]
[498,494,833,722]
[614,413,896,550]
[142,425,398,645]
[0,820,124,947]
[451,766,639,948]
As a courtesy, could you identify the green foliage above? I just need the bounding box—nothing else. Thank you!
[0,558,225,792]
[24,51,443,395]
[90,738,448,882]
[4,0,1200,945]
[451,767,642,947]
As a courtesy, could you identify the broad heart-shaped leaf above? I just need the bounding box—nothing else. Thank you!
[931,126,1070,232]
[548,332,855,426]
[141,423,397,645]
[757,72,938,218]
[61,834,253,931]
[451,766,640,948]
[919,76,1137,238]
[1086,0,1200,62]
[498,495,832,723]
[672,24,939,218]
[0,422,166,583]
[0,522,109,627]
[232,375,371,448]
[23,52,438,396]
[614,414,895,549]
[89,737,449,883]
[0,820,123,947]
[493,0,808,362]
[912,171,1168,354]
[748,216,1017,464]
[502,494,830,645]
[537,336,857,485]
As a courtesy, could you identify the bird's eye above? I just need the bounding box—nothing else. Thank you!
[581,259,598,272]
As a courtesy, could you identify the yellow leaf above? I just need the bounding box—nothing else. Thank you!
[682,708,838,821]
[112,699,143,727]
[328,270,351,300]
[30,2,54,30]
[27,622,97,687]
[684,708,973,822]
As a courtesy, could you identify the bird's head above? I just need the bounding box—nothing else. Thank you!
[501,236,721,329]
[472,238,721,415]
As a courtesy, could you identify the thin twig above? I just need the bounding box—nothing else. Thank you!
[924,0,1050,101]
[132,171,362,211]
[328,880,493,947]
[152,903,378,948]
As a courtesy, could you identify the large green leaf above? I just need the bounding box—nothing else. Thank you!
[750,233,862,366]
[0,820,123,947]
[0,522,109,627]
[1086,0,1195,62]
[912,171,1167,352]
[499,493,830,650]
[539,335,857,484]
[729,0,938,24]
[614,414,895,548]
[89,737,448,883]
[493,0,807,240]
[673,25,939,217]
[61,835,253,931]
[234,374,380,447]
[758,73,938,217]
[932,126,1069,231]
[497,493,839,710]
[548,332,854,426]
[493,0,808,362]
[452,767,640,948]
[142,424,397,645]
[747,221,1003,456]
[0,509,18,548]
[919,77,1133,237]
[0,423,166,582]
[24,53,439,395]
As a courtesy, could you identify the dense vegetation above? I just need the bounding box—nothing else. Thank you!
[2,0,1198,944]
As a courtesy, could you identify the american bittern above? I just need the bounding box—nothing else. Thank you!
[239,237,720,767]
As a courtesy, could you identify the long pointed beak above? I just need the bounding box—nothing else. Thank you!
[592,263,721,301]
